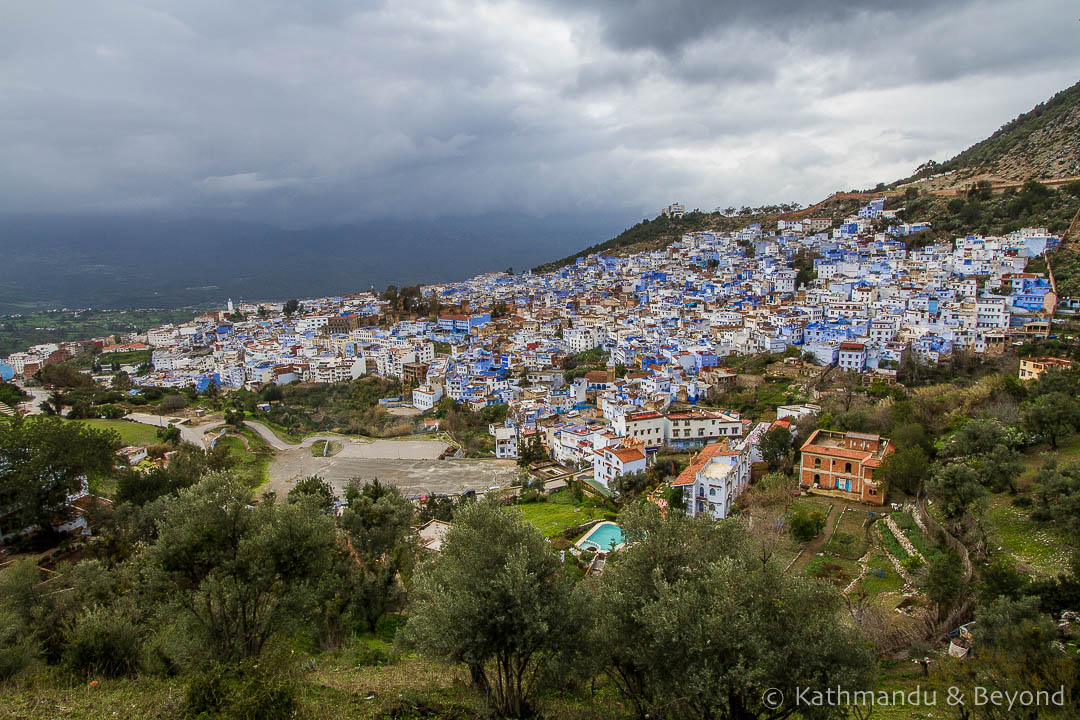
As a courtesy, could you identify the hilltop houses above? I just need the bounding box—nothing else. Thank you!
[2,199,1065,516]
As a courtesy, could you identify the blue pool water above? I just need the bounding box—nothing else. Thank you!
[578,522,624,551]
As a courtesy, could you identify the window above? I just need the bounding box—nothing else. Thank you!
[709,488,716,496]
[845,462,852,473]
[813,458,821,468]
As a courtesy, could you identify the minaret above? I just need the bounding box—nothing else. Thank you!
[227,298,234,314]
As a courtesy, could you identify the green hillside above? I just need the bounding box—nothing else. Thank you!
[897,79,1080,184]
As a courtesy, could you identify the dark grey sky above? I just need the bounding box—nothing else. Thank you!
[2,0,1078,226]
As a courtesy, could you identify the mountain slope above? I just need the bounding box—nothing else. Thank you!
[901,80,1080,185]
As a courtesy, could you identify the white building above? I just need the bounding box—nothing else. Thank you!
[412,384,443,411]
[593,445,647,490]
[492,426,519,459]
[612,410,667,450]
[837,342,867,372]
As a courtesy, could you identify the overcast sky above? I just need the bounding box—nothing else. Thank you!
[2,0,1078,227]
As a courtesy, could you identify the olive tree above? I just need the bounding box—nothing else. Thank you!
[148,473,338,664]
[0,416,120,537]
[338,478,416,632]
[402,498,583,717]
[585,503,874,719]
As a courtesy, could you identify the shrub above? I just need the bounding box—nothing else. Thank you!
[548,537,573,551]
[184,649,297,720]
[789,508,826,542]
[902,555,925,573]
[0,611,38,680]
[354,643,391,667]
[62,605,141,677]
[0,638,37,681]
[184,662,230,716]
[160,394,188,412]
[1011,495,1033,508]
[227,653,298,720]
[96,404,126,419]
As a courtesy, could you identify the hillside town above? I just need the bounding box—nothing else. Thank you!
[2,198,1069,514]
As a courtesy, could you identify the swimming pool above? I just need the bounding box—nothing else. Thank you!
[576,521,624,552]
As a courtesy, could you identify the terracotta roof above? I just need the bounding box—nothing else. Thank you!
[670,442,729,487]
[800,444,872,461]
[627,411,663,421]
[608,447,645,463]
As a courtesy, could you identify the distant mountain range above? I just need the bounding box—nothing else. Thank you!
[0,212,632,314]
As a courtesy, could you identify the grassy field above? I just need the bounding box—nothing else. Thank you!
[877,521,909,560]
[891,512,943,564]
[245,414,305,445]
[0,654,961,720]
[824,507,870,560]
[787,497,833,517]
[804,554,861,587]
[72,418,161,447]
[983,496,1075,576]
[517,490,613,539]
[217,429,274,489]
[856,552,906,597]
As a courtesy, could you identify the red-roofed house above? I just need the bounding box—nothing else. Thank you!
[670,441,746,520]
[799,429,892,504]
[668,420,771,520]
[593,445,646,491]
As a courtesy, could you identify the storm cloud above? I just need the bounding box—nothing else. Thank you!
[1,0,1077,226]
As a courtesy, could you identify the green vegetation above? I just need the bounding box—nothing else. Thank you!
[877,521,909,560]
[896,80,1080,183]
[216,428,274,489]
[804,555,861,587]
[309,440,342,457]
[824,509,869,560]
[892,512,943,564]
[899,181,1079,239]
[436,399,506,456]
[788,506,827,542]
[225,375,412,439]
[0,416,120,536]
[857,553,906,597]
[984,498,1076,577]
[0,308,196,356]
[517,488,611,538]
[70,418,160,447]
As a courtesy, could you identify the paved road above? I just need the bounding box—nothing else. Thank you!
[19,388,53,416]
[124,412,208,445]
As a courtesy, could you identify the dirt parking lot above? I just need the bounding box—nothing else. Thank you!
[266,437,518,497]
[334,438,445,460]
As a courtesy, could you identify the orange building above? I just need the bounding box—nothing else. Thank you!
[799,430,893,505]
[1018,356,1073,381]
